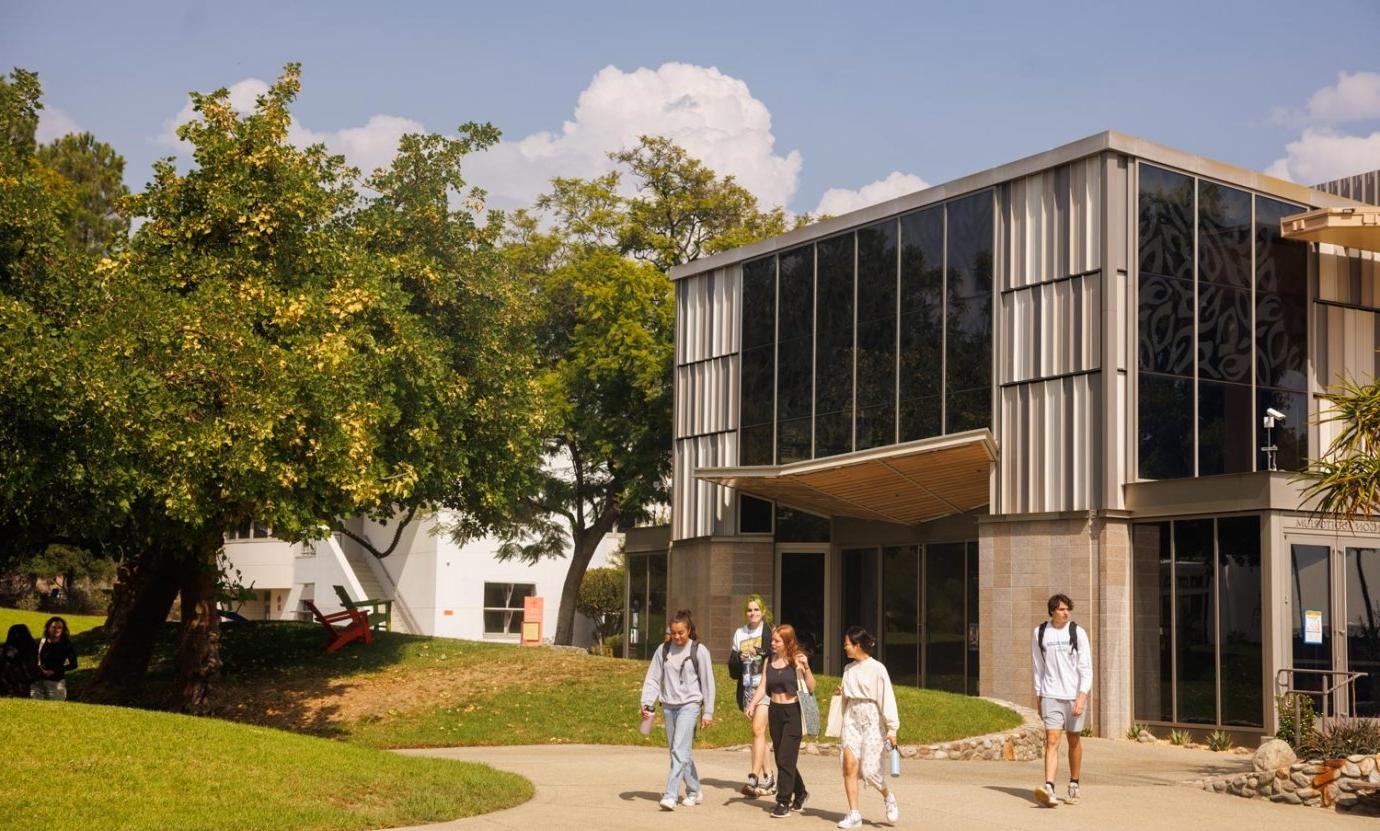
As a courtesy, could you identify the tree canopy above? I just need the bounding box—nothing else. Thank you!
[498,136,805,644]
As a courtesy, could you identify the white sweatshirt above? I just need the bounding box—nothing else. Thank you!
[640,640,716,716]
[840,656,900,735]
[1032,621,1093,700]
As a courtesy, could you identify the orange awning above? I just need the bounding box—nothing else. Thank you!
[1281,207,1380,252]
[696,430,995,525]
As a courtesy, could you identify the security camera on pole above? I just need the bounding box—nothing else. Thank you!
[1261,407,1286,472]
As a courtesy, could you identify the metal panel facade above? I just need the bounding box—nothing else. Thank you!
[673,265,742,540]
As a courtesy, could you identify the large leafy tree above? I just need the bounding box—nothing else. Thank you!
[1,65,540,708]
[36,132,130,253]
[499,137,800,644]
[1303,379,1380,521]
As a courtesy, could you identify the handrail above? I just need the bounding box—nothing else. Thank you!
[1275,667,1368,733]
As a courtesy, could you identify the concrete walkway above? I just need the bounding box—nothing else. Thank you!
[393,738,1376,830]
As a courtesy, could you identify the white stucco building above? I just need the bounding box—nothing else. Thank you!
[222,513,620,645]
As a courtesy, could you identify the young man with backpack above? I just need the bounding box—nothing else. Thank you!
[1032,593,1092,807]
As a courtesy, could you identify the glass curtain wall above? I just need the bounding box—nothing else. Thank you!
[1137,165,1308,479]
[625,552,668,660]
[879,540,979,695]
[1131,516,1263,728]
[740,257,777,465]
[740,192,992,465]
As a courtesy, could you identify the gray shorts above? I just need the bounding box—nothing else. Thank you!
[1039,697,1085,733]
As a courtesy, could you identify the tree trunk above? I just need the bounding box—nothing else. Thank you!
[87,551,180,703]
[553,506,620,645]
[174,537,222,713]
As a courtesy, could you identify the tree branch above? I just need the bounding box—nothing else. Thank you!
[330,506,418,559]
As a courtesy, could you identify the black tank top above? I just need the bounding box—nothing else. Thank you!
[765,660,798,696]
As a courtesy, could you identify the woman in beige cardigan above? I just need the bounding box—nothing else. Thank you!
[834,626,899,828]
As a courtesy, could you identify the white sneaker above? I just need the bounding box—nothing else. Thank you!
[1034,782,1060,807]
[1065,781,1081,805]
[659,795,677,811]
[681,792,703,807]
[837,810,863,829]
[884,793,899,823]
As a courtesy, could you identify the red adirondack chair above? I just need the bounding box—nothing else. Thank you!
[303,600,373,652]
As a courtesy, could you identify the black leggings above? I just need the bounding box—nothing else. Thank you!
[768,700,806,806]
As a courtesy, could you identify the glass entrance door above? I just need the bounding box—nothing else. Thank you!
[779,548,827,672]
[878,541,978,693]
[1290,543,1332,708]
[842,547,880,659]
[1343,547,1380,716]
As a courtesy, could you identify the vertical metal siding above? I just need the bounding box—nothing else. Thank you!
[995,159,1106,514]
[673,265,743,541]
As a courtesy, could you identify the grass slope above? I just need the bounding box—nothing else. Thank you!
[1,608,1021,751]
[0,607,105,638]
[0,698,532,831]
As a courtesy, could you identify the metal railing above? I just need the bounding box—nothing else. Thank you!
[1275,667,1368,731]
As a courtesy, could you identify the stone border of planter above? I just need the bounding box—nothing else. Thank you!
[726,697,1042,762]
[1191,752,1380,813]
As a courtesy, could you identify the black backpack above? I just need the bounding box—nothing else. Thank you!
[1037,621,1079,657]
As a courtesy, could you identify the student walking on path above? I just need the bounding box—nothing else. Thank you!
[835,627,899,828]
[730,594,775,797]
[31,616,76,701]
[640,609,715,811]
[1032,593,1093,808]
[747,624,815,819]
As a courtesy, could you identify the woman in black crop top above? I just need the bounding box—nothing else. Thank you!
[746,624,815,818]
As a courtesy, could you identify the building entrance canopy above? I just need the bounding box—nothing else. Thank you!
[697,430,996,525]
[1281,206,1380,252]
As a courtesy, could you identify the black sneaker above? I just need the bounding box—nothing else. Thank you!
[791,791,809,812]
[770,803,791,818]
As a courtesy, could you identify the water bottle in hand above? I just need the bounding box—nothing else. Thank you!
[639,706,655,735]
[888,741,902,777]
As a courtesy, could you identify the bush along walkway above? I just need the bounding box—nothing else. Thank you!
[1192,743,1380,814]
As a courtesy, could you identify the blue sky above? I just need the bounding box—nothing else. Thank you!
[4,1,1379,214]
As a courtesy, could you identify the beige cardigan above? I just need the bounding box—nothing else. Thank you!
[840,656,900,735]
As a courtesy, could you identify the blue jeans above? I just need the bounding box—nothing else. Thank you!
[662,703,701,801]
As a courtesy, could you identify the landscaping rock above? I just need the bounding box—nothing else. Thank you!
[1137,730,1155,743]
[1253,739,1296,772]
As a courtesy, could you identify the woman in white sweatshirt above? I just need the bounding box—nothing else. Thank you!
[834,626,899,828]
[639,609,715,811]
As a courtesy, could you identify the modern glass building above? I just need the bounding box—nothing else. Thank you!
[646,131,1379,738]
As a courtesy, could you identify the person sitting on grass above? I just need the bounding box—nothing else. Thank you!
[1,623,39,697]
[32,616,77,701]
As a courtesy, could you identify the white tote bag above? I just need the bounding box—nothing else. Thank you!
[824,689,843,738]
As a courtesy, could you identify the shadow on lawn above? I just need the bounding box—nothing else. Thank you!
[66,620,425,735]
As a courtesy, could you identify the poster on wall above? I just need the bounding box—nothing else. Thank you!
[1303,609,1324,645]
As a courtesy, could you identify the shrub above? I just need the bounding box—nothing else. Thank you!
[603,633,623,657]
[1301,718,1380,759]
[1169,728,1191,746]
[1275,693,1317,750]
[1079,725,1093,738]
[1125,722,1151,741]
[1206,729,1233,751]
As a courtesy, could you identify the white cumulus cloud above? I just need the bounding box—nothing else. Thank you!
[1271,70,1380,127]
[1265,127,1380,184]
[158,77,423,177]
[813,171,931,217]
[36,106,80,142]
[466,62,804,210]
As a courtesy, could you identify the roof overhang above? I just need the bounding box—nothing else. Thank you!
[696,430,996,526]
[1281,206,1380,252]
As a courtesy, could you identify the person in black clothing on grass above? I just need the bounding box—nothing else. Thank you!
[1,624,39,697]
[31,616,76,700]
[746,624,816,819]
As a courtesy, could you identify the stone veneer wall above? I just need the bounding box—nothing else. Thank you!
[667,537,774,655]
[1194,754,1380,813]
[979,514,1132,738]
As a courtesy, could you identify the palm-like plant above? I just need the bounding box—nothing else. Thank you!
[1301,379,1380,521]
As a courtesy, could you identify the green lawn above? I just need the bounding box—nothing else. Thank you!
[1,607,1021,751]
[0,698,532,831]
[0,606,106,638]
